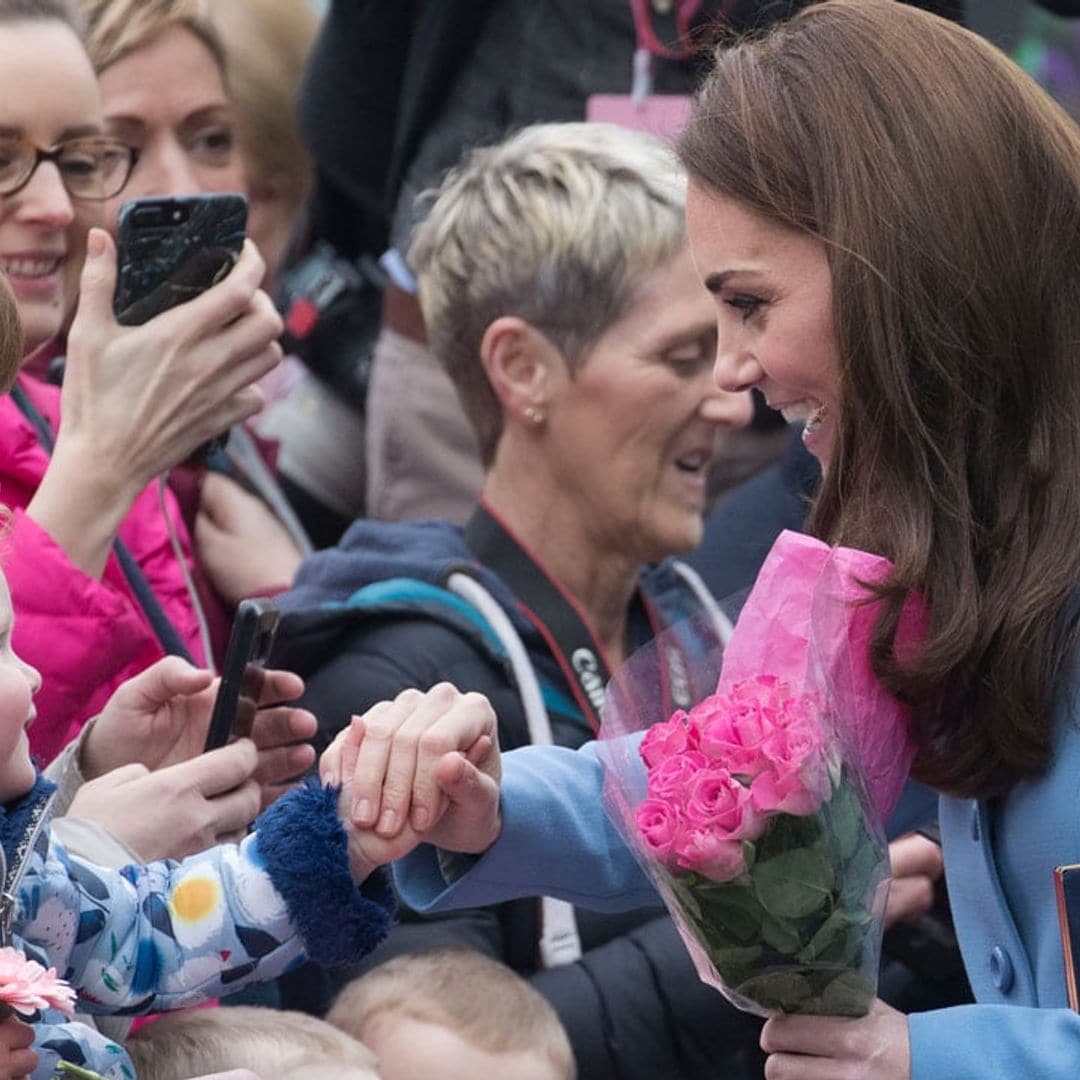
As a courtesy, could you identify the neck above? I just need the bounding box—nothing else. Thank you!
[482,463,640,667]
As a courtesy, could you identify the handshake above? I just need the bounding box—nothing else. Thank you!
[322,683,505,884]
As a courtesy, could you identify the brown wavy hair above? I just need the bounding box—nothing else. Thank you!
[0,272,22,393]
[679,0,1080,798]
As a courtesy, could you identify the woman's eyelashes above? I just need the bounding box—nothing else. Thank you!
[663,333,716,375]
[187,125,235,166]
[725,294,766,322]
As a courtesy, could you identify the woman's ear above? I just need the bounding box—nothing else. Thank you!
[480,315,563,425]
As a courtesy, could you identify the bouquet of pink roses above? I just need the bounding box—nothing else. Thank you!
[598,531,924,1017]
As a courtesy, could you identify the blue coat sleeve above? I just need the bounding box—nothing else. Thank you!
[909,1004,1080,1079]
[394,741,659,912]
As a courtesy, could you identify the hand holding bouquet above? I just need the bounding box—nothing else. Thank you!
[600,531,924,1017]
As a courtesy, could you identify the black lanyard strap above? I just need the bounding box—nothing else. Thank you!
[464,501,695,732]
[9,381,195,663]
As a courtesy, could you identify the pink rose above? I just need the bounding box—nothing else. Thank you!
[673,826,747,883]
[684,766,763,841]
[640,712,698,769]
[694,695,770,776]
[750,765,826,816]
[636,797,682,866]
[647,750,709,800]
[760,714,826,779]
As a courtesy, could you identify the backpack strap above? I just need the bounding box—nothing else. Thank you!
[445,569,583,968]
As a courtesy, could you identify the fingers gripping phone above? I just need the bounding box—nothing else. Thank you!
[113,193,248,325]
[204,597,281,753]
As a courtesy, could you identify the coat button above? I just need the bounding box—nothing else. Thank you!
[989,946,1014,992]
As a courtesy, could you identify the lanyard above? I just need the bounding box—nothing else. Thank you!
[464,501,695,733]
[9,380,195,664]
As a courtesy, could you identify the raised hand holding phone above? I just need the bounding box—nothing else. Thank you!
[29,223,282,580]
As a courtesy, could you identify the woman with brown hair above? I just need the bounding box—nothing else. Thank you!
[330,2,1080,1077]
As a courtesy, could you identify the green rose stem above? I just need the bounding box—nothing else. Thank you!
[54,1063,111,1080]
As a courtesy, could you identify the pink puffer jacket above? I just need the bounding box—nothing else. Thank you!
[0,376,224,762]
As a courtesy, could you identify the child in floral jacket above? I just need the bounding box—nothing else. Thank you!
[0,564,401,1080]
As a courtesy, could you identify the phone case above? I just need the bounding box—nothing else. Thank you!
[1054,863,1080,1011]
[114,194,248,325]
[204,597,281,753]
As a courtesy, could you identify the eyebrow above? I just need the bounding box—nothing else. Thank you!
[0,124,102,141]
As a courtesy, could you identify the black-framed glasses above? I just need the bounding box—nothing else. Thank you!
[0,135,139,202]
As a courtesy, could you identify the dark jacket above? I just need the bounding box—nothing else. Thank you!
[275,518,764,1080]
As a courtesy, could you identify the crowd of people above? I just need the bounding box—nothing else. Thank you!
[0,0,1074,1076]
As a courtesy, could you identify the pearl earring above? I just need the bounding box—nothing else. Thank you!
[524,406,545,425]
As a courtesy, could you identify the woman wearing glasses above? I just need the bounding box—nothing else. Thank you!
[0,0,286,772]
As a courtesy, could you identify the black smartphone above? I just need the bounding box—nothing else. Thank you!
[113,193,248,325]
[204,597,281,753]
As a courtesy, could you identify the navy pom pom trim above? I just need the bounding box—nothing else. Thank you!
[255,777,395,967]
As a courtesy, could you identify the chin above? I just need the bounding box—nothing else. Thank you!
[643,522,703,562]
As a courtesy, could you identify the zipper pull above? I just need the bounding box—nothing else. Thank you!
[0,891,16,947]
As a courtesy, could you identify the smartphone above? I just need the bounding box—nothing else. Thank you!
[204,597,281,753]
[113,193,248,325]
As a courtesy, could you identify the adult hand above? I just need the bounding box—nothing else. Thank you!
[885,832,944,928]
[194,472,303,604]
[761,998,911,1080]
[320,684,502,881]
[30,229,283,579]
[0,1014,36,1080]
[66,740,262,860]
[79,657,316,808]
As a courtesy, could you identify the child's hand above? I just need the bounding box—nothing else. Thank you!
[321,684,502,881]
[0,1014,36,1079]
[80,658,316,807]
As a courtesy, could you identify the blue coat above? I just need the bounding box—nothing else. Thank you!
[394,712,1080,1077]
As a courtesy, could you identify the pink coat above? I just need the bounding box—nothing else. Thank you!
[0,376,225,762]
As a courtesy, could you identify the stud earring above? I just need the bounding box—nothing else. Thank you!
[524,406,546,425]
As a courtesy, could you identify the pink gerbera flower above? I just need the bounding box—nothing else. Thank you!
[0,946,77,1017]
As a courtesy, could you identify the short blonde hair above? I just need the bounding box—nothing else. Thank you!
[77,0,224,74]
[409,121,687,464]
[328,948,575,1079]
[207,0,319,219]
[123,1005,379,1079]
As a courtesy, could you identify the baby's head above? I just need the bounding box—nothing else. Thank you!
[123,1004,379,1079]
[328,948,576,1080]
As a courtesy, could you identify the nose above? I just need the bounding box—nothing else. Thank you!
[700,386,754,430]
[12,161,75,229]
[126,137,205,201]
[18,656,41,697]
[712,324,763,395]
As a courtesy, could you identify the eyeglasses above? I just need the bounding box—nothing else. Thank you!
[0,135,139,202]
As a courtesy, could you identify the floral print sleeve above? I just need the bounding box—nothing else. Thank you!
[10,780,394,1080]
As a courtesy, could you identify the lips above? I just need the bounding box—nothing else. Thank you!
[674,448,712,474]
